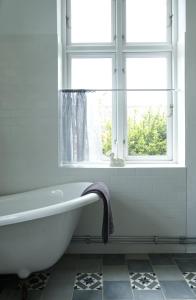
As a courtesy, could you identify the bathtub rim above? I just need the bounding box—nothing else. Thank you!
[0,183,100,226]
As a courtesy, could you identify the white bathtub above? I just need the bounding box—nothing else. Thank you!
[0,182,99,278]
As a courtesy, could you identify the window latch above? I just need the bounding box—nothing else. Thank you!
[167,104,174,118]
[167,14,173,28]
[66,16,71,29]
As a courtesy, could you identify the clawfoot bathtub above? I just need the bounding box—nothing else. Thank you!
[0,182,99,278]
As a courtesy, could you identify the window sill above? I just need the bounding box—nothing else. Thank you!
[59,162,186,169]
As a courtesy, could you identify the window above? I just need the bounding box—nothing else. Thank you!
[60,0,176,164]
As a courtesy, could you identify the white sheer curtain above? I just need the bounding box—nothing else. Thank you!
[60,91,89,163]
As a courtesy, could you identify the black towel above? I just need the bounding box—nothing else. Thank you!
[81,182,114,244]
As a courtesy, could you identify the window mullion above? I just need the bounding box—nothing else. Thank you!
[116,0,126,159]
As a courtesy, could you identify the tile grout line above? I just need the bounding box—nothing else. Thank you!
[148,255,168,300]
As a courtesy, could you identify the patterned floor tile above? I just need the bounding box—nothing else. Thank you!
[130,273,160,290]
[183,272,196,289]
[18,271,50,291]
[74,273,102,290]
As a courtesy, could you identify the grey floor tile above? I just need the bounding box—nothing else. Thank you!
[125,254,149,261]
[175,259,196,272]
[27,290,43,300]
[41,278,73,300]
[172,253,196,259]
[72,290,102,300]
[0,289,21,300]
[149,254,175,265]
[77,258,102,273]
[153,265,184,281]
[0,279,18,290]
[127,260,153,272]
[0,275,18,281]
[54,254,80,271]
[80,254,103,260]
[103,265,129,281]
[133,290,165,300]
[50,267,76,282]
[160,280,196,299]
[103,254,125,266]
[103,281,133,299]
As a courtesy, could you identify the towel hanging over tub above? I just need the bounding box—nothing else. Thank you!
[81,182,114,244]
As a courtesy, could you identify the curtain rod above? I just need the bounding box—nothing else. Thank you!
[60,88,176,92]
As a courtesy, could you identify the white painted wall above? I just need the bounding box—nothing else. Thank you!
[186,0,196,252]
[0,0,194,253]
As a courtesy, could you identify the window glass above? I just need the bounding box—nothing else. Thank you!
[71,58,112,89]
[126,0,168,43]
[127,91,168,156]
[71,58,113,160]
[71,0,112,43]
[126,56,168,89]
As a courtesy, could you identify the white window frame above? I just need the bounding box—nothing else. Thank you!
[62,0,177,164]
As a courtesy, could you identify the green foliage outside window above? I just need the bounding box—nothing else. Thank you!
[102,110,167,156]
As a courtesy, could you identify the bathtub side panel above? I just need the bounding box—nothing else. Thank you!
[0,208,81,276]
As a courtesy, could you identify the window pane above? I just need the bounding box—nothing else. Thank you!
[71,59,113,160]
[126,0,168,43]
[127,92,168,156]
[126,57,168,89]
[71,0,112,43]
[71,58,112,89]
